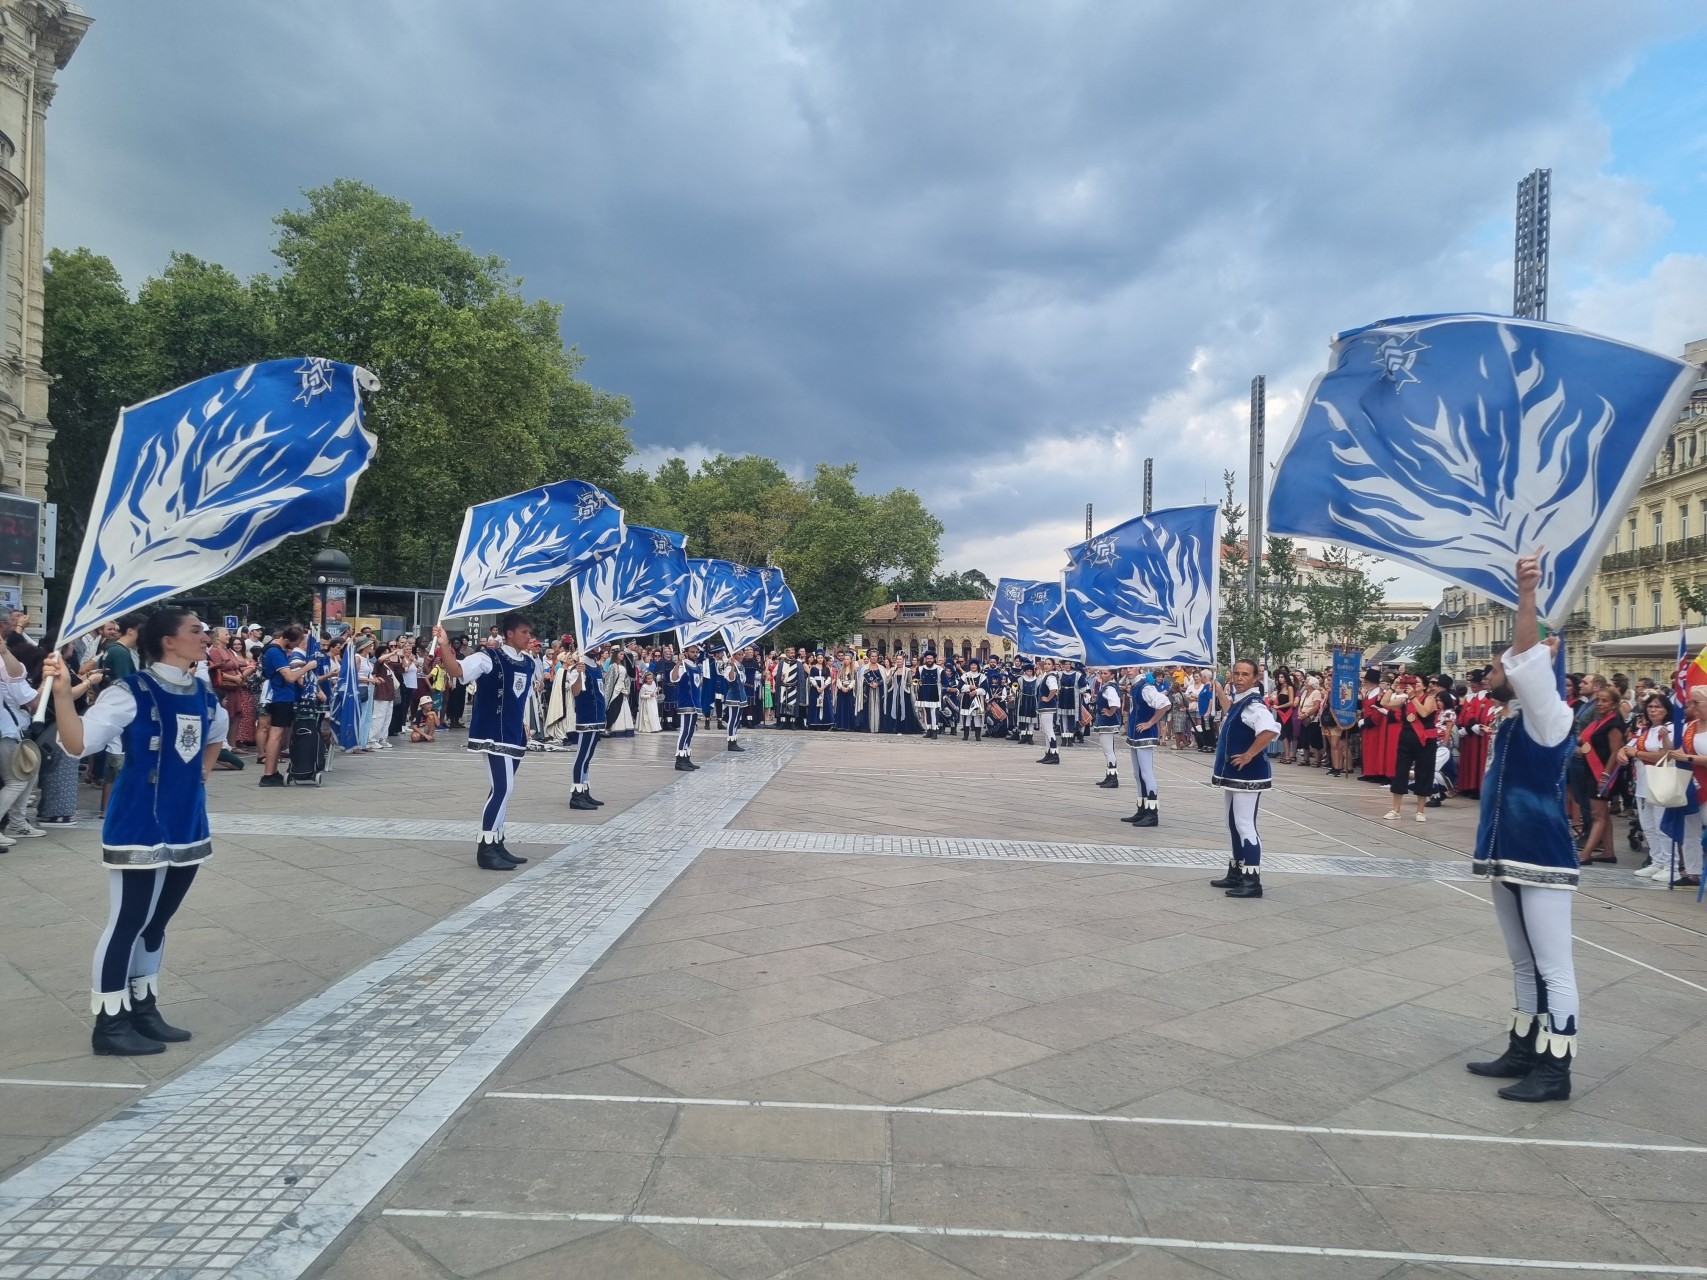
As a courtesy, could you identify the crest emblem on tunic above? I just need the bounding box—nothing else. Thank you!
[173,714,202,763]
[512,672,528,699]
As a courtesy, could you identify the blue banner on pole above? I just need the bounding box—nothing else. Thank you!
[1330,648,1362,728]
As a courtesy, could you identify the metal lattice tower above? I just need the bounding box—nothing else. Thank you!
[1248,376,1265,607]
[1514,168,1551,320]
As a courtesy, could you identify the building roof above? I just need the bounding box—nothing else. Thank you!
[1369,602,1445,666]
[862,599,994,626]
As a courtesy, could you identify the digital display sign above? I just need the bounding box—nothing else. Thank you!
[0,495,39,575]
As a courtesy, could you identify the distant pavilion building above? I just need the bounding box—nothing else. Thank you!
[859,600,1003,661]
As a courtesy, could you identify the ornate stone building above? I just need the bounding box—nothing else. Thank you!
[1587,339,1707,668]
[859,599,1003,661]
[0,1,87,618]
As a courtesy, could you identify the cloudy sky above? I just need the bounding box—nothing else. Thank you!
[46,1,1707,600]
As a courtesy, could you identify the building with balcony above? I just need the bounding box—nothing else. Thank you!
[1586,337,1707,676]
[0,1,87,621]
[1437,586,1592,678]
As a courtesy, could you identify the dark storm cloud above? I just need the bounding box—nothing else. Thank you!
[48,1,1688,573]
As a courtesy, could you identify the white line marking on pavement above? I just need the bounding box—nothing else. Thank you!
[0,1078,145,1090]
[483,1092,1707,1155]
[379,1209,1707,1275]
[1438,880,1707,995]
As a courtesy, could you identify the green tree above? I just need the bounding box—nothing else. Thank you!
[1217,472,1307,665]
[41,248,147,616]
[1300,546,1395,657]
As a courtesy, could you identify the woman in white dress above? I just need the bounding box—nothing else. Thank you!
[607,658,635,735]
[637,672,663,733]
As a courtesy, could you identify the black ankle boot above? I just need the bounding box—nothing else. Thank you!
[570,792,598,811]
[1466,1013,1539,1079]
[1133,796,1159,828]
[1225,872,1263,898]
[128,990,191,1043]
[675,756,694,771]
[495,841,527,864]
[477,843,519,871]
[1097,770,1119,789]
[92,1007,165,1056]
[1498,1042,1573,1102]
[726,741,746,752]
[1209,859,1243,888]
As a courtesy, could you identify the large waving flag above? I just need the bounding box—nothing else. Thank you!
[677,559,766,647]
[986,578,1036,643]
[1015,580,1084,660]
[574,525,690,648]
[59,358,379,641]
[1062,504,1217,666]
[440,479,624,620]
[1268,314,1698,623]
[724,567,798,650]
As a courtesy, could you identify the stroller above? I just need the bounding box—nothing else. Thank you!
[286,706,329,785]
[1192,714,1218,753]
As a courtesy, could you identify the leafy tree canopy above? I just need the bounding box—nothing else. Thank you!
[43,184,957,640]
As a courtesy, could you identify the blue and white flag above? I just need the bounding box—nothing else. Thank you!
[986,578,1037,643]
[678,559,766,648]
[329,643,363,750]
[59,357,379,640]
[1062,504,1218,666]
[1015,580,1084,661]
[1268,314,1699,623]
[440,479,624,620]
[573,525,690,649]
[724,567,798,650]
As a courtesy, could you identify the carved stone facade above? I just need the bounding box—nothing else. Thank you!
[0,1,87,618]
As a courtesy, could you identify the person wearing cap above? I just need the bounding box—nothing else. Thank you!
[958,659,985,741]
[434,613,539,871]
[672,643,705,769]
[915,649,943,739]
[1456,667,1492,796]
[1015,660,1039,746]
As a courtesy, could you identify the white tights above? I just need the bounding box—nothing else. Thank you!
[1490,881,1579,1035]
[1128,744,1157,794]
[1098,730,1118,768]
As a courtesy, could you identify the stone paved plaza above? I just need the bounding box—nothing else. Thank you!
[1,729,1705,1279]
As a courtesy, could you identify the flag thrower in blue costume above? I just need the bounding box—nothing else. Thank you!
[1268,314,1697,624]
[45,358,378,1058]
[435,479,622,872]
